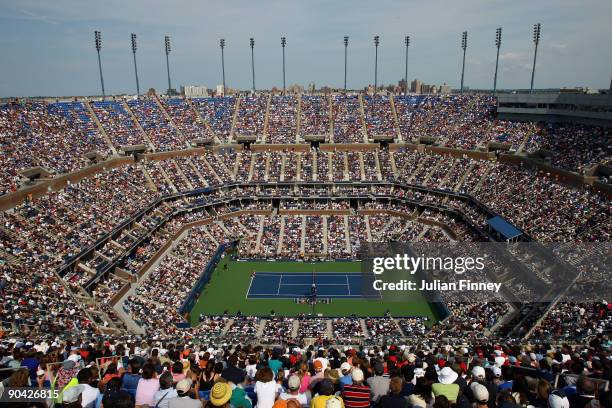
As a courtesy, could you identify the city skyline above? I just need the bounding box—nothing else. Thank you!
[0,0,611,97]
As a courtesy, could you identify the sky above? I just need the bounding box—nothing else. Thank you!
[0,0,611,97]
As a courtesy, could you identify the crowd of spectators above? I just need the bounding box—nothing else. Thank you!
[363,95,397,138]
[267,96,298,144]
[1,332,611,408]
[235,96,267,140]
[300,95,330,141]
[332,95,365,144]
[90,100,146,148]
[127,98,187,151]
[191,97,236,143]
[160,97,213,143]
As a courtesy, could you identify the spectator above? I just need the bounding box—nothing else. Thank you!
[342,369,370,408]
[255,367,280,408]
[432,367,460,403]
[76,368,100,408]
[135,363,159,407]
[168,378,202,408]
[279,375,308,407]
[312,379,342,408]
[379,377,409,408]
[153,371,178,408]
[367,359,390,403]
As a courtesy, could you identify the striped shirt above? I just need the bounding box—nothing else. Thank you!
[342,384,371,408]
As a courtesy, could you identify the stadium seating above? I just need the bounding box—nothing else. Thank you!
[0,93,609,383]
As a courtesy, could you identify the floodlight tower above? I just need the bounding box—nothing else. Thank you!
[220,39,226,95]
[94,31,105,98]
[530,23,541,93]
[250,38,256,92]
[460,31,468,93]
[281,36,287,93]
[131,34,140,96]
[404,35,410,95]
[164,35,172,95]
[493,28,502,94]
[374,35,380,94]
[343,36,349,91]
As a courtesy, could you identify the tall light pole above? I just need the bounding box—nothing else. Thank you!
[374,35,380,94]
[131,33,140,96]
[460,31,468,93]
[220,39,226,95]
[343,36,349,91]
[164,35,172,95]
[94,31,105,98]
[493,28,502,94]
[404,35,410,95]
[530,23,541,94]
[250,38,256,92]
[281,36,286,94]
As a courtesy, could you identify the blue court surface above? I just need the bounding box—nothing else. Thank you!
[247,272,381,299]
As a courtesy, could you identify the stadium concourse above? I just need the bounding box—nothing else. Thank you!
[0,91,610,407]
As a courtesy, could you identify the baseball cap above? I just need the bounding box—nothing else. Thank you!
[340,362,352,373]
[491,366,502,377]
[176,378,193,394]
[288,375,301,390]
[313,360,323,370]
[472,383,489,403]
[471,366,485,379]
[352,368,364,382]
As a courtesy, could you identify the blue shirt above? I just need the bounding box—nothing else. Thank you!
[122,373,141,391]
[340,374,353,389]
[269,359,283,376]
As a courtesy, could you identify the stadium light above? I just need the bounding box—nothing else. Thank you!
[493,28,502,94]
[460,31,468,93]
[220,39,226,95]
[404,36,410,95]
[343,36,349,91]
[281,37,287,94]
[164,35,173,95]
[530,23,541,93]
[94,31,105,98]
[374,35,380,94]
[250,38,256,92]
[131,34,140,96]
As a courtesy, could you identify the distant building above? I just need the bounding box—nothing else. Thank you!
[439,84,452,94]
[410,79,422,94]
[181,85,208,97]
[287,84,304,94]
[216,85,225,96]
[421,84,438,94]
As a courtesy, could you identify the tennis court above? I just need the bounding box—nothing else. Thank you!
[246,271,382,299]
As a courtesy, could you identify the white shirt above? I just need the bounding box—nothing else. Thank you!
[80,384,100,408]
[255,380,281,408]
[280,391,308,407]
[153,388,179,408]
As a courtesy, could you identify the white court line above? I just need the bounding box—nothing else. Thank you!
[246,275,254,299]
[277,275,283,295]
[346,274,351,296]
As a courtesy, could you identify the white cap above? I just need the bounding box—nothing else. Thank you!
[351,368,364,382]
[472,383,489,403]
[471,366,485,379]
